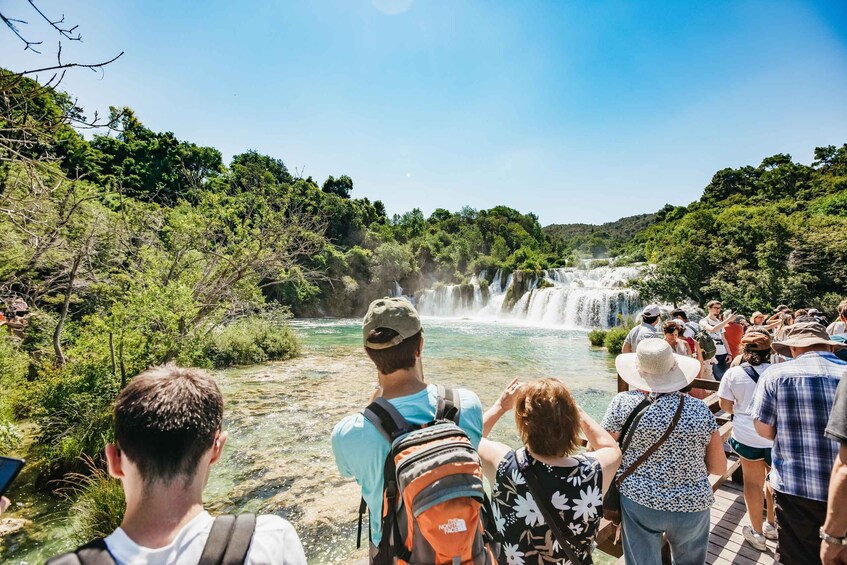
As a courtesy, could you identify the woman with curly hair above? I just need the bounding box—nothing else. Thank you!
[479,378,621,564]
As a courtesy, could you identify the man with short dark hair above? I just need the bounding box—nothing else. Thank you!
[331,297,483,558]
[621,304,662,353]
[48,364,306,565]
[751,323,847,564]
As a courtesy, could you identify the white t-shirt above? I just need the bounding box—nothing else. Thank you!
[699,316,727,356]
[827,320,846,336]
[623,322,658,350]
[717,363,773,449]
[104,511,306,565]
[680,320,699,339]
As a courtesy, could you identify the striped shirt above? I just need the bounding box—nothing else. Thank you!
[750,351,846,501]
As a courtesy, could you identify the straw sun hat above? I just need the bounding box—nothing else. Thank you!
[616,338,702,393]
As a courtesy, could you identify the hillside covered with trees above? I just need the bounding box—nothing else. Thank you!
[628,147,847,314]
[1,58,846,552]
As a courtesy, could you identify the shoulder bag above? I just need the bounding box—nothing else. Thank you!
[602,393,685,524]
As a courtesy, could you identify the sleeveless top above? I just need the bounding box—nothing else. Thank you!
[492,450,603,565]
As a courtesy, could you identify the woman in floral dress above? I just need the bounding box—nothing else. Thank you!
[479,378,622,565]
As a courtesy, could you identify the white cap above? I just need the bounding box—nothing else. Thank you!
[642,304,661,317]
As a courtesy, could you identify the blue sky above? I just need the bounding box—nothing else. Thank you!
[4,1,847,225]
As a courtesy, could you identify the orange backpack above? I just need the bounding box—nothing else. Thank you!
[358,386,499,565]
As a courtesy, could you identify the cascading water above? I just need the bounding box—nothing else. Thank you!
[416,266,643,329]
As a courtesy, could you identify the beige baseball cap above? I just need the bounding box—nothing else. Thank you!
[362,297,422,350]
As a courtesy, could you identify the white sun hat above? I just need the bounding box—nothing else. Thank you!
[615,338,701,393]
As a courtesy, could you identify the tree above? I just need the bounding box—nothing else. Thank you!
[230,150,293,191]
[1,3,123,171]
[322,174,353,198]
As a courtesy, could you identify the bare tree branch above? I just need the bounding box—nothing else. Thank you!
[27,0,82,41]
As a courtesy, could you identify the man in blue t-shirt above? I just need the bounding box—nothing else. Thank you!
[331,297,483,557]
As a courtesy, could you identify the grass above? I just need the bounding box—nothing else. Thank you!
[63,456,125,544]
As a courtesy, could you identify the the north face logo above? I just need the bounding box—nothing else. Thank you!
[438,518,467,534]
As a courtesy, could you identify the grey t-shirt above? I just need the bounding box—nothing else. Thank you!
[825,376,847,445]
[624,322,659,349]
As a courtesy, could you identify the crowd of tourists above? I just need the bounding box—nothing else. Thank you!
[5,296,842,564]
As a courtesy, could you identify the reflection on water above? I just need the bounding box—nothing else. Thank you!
[2,318,618,564]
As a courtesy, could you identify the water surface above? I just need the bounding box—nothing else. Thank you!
[2,318,618,564]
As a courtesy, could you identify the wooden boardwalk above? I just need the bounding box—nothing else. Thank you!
[707,479,778,565]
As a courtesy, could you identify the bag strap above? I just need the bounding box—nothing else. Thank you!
[740,363,760,384]
[363,397,414,443]
[436,384,461,423]
[515,448,587,565]
[199,514,257,565]
[45,538,116,565]
[221,514,257,565]
[617,394,685,487]
[617,396,653,454]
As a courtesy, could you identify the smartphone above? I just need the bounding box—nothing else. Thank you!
[0,456,25,497]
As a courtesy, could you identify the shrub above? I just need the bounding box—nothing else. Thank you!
[0,332,29,419]
[604,326,629,355]
[25,365,117,480]
[203,315,301,368]
[65,458,125,544]
[0,418,22,454]
[588,329,607,347]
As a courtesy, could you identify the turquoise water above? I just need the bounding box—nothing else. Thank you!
[2,318,619,564]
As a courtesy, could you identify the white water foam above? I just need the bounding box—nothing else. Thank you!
[416,266,644,329]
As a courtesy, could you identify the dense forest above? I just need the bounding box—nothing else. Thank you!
[1,58,846,549]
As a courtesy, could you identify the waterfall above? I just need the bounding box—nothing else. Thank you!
[392,281,404,297]
[416,266,644,329]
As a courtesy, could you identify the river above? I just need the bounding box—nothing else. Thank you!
[2,318,619,564]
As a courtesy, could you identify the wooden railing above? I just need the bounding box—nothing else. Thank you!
[589,376,741,563]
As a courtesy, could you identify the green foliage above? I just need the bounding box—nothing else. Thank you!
[587,329,607,347]
[603,326,629,355]
[204,315,301,368]
[322,174,354,198]
[0,419,22,454]
[544,213,659,259]
[629,146,847,311]
[23,363,117,479]
[65,460,126,544]
[0,333,28,419]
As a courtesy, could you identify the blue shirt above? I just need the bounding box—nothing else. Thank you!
[331,384,483,544]
[750,351,846,501]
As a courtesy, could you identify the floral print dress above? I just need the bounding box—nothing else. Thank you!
[492,450,603,565]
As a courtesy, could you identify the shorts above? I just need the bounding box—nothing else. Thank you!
[729,437,772,466]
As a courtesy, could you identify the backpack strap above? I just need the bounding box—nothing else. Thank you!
[435,384,461,423]
[45,538,116,565]
[199,513,256,565]
[740,363,760,384]
[363,397,414,442]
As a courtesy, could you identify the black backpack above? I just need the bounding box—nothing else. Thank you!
[46,513,257,565]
